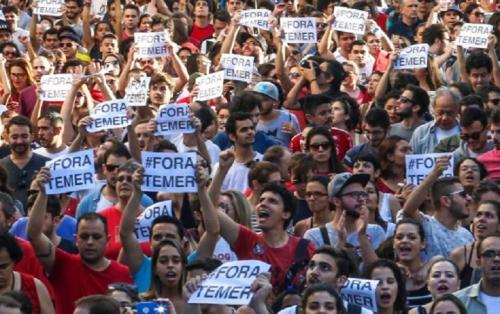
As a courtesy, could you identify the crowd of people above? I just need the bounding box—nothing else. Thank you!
[0,0,496,313]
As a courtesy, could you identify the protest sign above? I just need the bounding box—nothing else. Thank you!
[91,0,107,18]
[189,260,271,305]
[125,76,151,107]
[87,99,130,133]
[394,44,429,70]
[135,32,168,58]
[220,54,254,83]
[40,74,73,101]
[134,201,173,242]
[45,150,95,194]
[405,153,454,185]
[340,278,379,313]
[194,71,224,102]
[333,7,368,35]
[280,18,317,43]
[155,103,195,135]
[142,152,197,193]
[457,23,493,49]
[34,0,63,16]
[239,9,272,30]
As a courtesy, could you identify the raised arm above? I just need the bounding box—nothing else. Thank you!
[113,0,122,42]
[118,166,145,275]
[456,45,468,83]
[117,45,136,97]
[29,5,40,52]
[208,149,234,204]
[318,15,336,60]
[68,116,92,153]
[61,76,89,145]
[219,15,241,57]
[26,168,56,275]
[166,43,189,93]
[487,34,500,87]
[82,0,93,51]
[374,50,397,100]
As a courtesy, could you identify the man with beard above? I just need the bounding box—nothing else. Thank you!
[0,116,48,211]
[478,109,500,180]
[33,112,69,159]
[59,0,84,38]
[76,142,153,218]
[389,84,429,141]
[18,56,54,118]
[253,82,300,147]
[304,173,385,254]
[402,158,474,260]
[455,234,500,313]
[27,168,132,314]
[453,107,494,163]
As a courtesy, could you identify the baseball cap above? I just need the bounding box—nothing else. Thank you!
[0,20,11,33]
[252,82,279,101]
[438,5,464,19]
[59,31,80,44]
[328,172,370,198]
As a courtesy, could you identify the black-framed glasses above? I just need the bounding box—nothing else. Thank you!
[339,191,369,199]
[480,250,500,259]
[460,127,485,142]
[105,164,120,172]
[473,12,485,17]
[309,141,331,151]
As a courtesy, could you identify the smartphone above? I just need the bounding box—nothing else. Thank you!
[136,301,168,314]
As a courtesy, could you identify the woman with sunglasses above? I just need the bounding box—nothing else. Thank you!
[464,3,485,24]
[2,58,35,114]
[305,126,345,178]
[294,176,333,237]
[378,136,412,194]
[450,200,500,289]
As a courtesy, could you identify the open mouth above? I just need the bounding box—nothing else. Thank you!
[257,208,271,219]
[165,271,177,279]
[476,224,487,232]
[398,245,412,254]
[437,284,449,293]
[464,174,475,181]
[380,293,392,302]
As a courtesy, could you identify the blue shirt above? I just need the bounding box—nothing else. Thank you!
[10,215,77,242]
[387,17,420,43]
[212,130,280,154]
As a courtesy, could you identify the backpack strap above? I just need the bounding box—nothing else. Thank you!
[283,238,310,291]
[320,225,331,246]
[347,304,362,314]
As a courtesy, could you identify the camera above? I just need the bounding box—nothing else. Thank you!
[300,58,321,77]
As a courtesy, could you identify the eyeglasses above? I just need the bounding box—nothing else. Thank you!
[3,51,17,57]
[339,191,369,199]
[460,127,485,142]
[116,175,133,182]
[448,190,469,198]
[305,191,328,198]
[289,72,301,79]
[480,250,500,259]
[105,164,120,172]
[399,96,413,104]
[309,141,331,151]
[60,42,74,48]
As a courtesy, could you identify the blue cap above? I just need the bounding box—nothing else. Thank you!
[252,82,279,101]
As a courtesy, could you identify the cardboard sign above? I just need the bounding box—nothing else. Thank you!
[457,23,493,49]
[194,71,224,102]
[91,0,107,18]
[87,99,130,133]
[125,76,150,107]
[189,260,271,305]
[239,9,272,30]
[280,18,317,43]
[220,54,254,83]
[34,0,63,16]
[135,32,168,58]
[340,278,379,312]
[40,74,73,101]
[333,7,368,35]
[405,153,454,185]
[155,103,195,135]
[134,200,173,243]
[45,150,95,194]
[394,44,429,70]
[142,152,197,192]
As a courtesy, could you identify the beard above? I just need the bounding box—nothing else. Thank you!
[396,106,413,119]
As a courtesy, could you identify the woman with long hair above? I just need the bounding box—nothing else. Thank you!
[330,95,364,145]
[305,126,345,178]
[365,259,408,314]
[378,136,412,194]
[455,158,488,195]
[429,294,467,314]
[414,55,443,92]
[141,239,188,313]
[4,58,36,114]
[366,181,396,239]
[409,258,460,314]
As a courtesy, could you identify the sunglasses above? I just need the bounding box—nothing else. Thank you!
[309,141,331,151]
[460,128,484,141]
[490,99,500,106]
[472,12,485,17]
[399,96,413,104]
[60,42,74,48]
[105,164,120,172]
[3,51,17,56]
[448,190,469,198]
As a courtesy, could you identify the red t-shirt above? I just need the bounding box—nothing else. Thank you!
[14,238,53,296]
[100,206,152,260]
[49,249,132,314]
[19,272,41,314]
[289,127,353,161]
[189,23,214,48]
[231,225,315,294]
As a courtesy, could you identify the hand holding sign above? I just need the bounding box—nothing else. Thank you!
[249,272,272,305]
[34,167,51,195]
[183,274,207,301]
[432,155,452,176]
[77,116,93,138]
[132,166,145,193]
[195,159,210,190]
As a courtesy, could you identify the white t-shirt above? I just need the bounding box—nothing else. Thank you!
[435,125,460,142]
[479,291,500,314]
[33,146,70,159]
[213,152,263,192]
[212,238,237,263]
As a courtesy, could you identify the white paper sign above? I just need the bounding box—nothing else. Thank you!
[220,54,254,83]
[405,153,454,185]
[45,150,95,194]
[457,23,493,49]
[87,99,130,133]
[155,103,195,135]
[340,278,379,312]
[125,76,151,107]
[34,0,63,16]
[40,74,73,101]
[189,260,271,305]
[239,9,272,30]
[280,18,317,43]
[135,32,168,58]
[333,7,368,35]
[134,200,173,243]
[91,0,107,18]
[394,44,429,70]
[142,152,197,192]
[195,71,224,102]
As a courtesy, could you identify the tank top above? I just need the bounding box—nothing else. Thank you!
[459,243,482,289]
[19,272,42,314]
[407,285,432,309]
